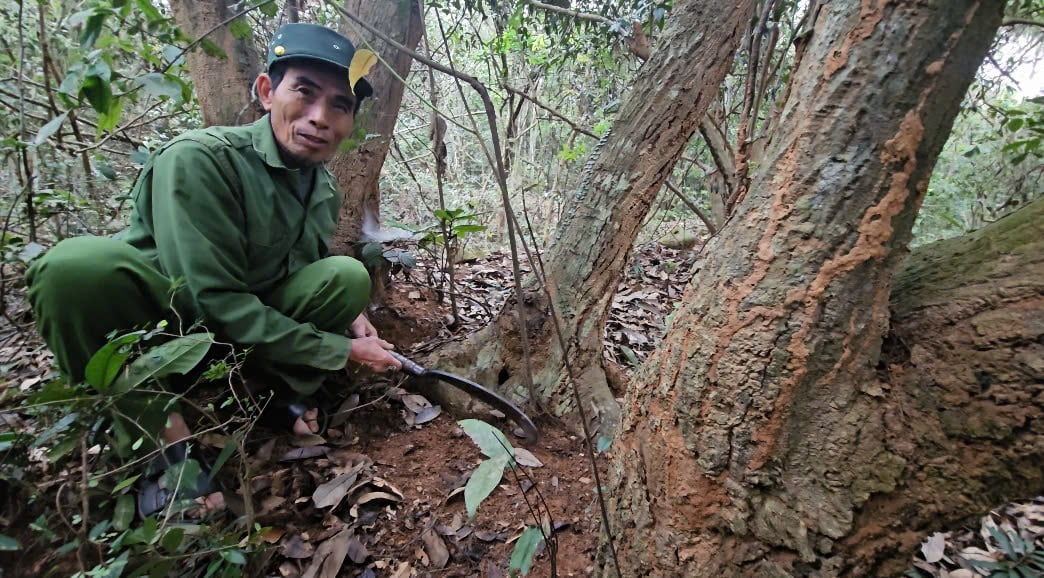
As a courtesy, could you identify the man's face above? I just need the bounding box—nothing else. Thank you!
[257,62,356,166]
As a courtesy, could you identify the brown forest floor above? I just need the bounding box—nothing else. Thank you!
[1,243,1040,577]
[0,243,692,578]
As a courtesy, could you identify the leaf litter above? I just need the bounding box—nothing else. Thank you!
[4,244,1040,577]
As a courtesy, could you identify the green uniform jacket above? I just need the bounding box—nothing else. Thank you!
[121,115,353,370]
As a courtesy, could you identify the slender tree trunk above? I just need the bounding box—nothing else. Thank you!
[603,0,1009,575]
[169,0,262,127]
[435,0,756,434]
[327,0,423,256]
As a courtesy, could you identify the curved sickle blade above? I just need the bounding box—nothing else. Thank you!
[424,369,539,445]
[388,352,539,444]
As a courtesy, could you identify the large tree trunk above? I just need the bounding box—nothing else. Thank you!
[434,0,756,434]
[327,0,423,256]
[170,0,262,127]
[602,0,1011,576]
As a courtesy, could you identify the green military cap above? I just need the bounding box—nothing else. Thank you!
[266,22,373,99]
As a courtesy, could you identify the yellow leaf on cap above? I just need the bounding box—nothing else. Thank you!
[348,48,377,94]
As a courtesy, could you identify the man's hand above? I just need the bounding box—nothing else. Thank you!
[350,313,379,338]
[348,336,402,372]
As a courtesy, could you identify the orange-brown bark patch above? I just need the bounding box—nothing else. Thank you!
[823,0,888,79]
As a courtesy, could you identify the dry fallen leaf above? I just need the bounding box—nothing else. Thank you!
[390,561,413,578]
[281,534,315,559]
[346,536,369,564]
[401,394,432,414]
[313,472,360,510]
[369,477,405,500]
[921,532,946,563]
[279,446,327,462]
[262,527,285,544]
[354,491,402,508]
[302,527,353,578]
[414,405,442,425]
[514,447,544,468]
[290,433,327,448]
[421,528,450,569]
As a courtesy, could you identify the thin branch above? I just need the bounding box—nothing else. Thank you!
[161,0,278,74]
[699,115,737,200]
[665,180,717,234]
[504,85,597,138]
[521,0,613,25]
[1001,18,1044,28]
[423,10,459,323]
[72,101,161,154]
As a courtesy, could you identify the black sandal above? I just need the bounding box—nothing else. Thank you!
[136,441,217,518]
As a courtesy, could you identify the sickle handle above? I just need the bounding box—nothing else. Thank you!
[389,351,426,376]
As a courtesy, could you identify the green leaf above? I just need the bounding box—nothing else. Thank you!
[0,534,21,551]
[382,250,417,268]
[48,434,80,461]
[596,435,612,455]
[81,76,113,116]
[110,333,212,393]
[161,527,185,553]
[26,377,80,404]
[210,443,236,481]
[17,242,46,263]
[465,454,509,520]
[509,526,543,575]
[199,38,228,60]
[136,0,163,23]
[0,432,17,452]
[135,73,182,100]
[222,549,247,565]
[619,345,640,368]
[162,45,185,67]
[458,419,515,461]
[259,1,279,17]
[33,412,79,447]
[89,519,111,540]
[97,96,123,133]
[452,224,488,235]
[80,11,108,49]
[360,242,384,265]
[85,331,145,392]
[112,474,142,494]
[162,458,201,498]
[1009,117,1024,132]
[228,18,252,40]
[34,113,69,147]
[97,162,118,180]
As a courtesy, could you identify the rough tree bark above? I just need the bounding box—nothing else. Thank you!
[434,0,756,434]
[169,0,262,127]
[327,0,423,256]
[603,0,1014,576]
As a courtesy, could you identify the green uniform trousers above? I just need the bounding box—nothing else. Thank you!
[26,236,370,394]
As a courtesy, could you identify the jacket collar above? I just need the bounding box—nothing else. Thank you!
[250,114,289,170]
